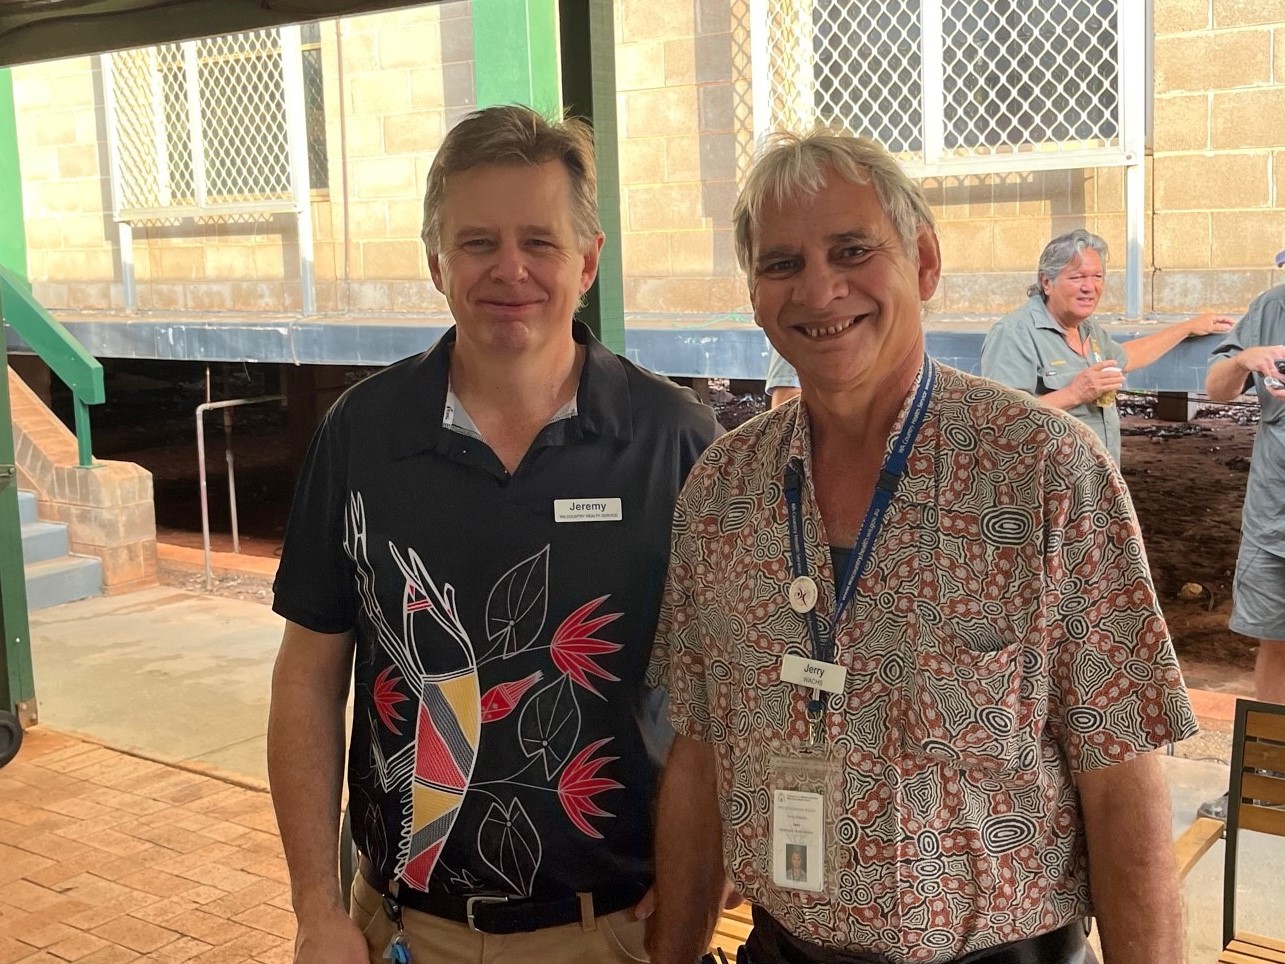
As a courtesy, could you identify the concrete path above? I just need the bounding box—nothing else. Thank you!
[28,588,284,784]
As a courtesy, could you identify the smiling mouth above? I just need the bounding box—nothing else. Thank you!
[798,317,859,339]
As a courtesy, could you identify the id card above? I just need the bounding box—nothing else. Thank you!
[772,790,824,892]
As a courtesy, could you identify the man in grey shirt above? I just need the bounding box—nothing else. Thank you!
[981,230,1232,463]
[1198,254,1285,820]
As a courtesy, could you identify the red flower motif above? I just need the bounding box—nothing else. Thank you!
[557,738,623,838]
[550,596,623,698]
[373,666,409,736]
[480,671,543,723]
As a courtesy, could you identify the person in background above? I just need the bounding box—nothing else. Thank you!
[981,229,1233,463]
[1196,251,1285,821]
[765,346,801,408]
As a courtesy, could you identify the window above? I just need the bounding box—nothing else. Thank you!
[107,24,329,217]
[761,0,1130,173]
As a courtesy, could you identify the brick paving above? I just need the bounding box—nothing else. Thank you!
[0,728,295,964]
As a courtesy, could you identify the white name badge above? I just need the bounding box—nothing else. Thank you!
[780,653,847,695]
[553,498,623,523]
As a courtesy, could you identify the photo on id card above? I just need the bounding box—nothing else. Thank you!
[768,749,840,894]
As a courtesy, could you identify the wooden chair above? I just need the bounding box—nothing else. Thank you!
[1213,699,1285,964]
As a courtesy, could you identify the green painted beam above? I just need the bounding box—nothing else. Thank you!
[558,0,624,352]
[0,70,25,278]
[0,268,104,406]
[472,0,560,113]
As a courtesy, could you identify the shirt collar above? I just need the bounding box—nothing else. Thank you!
[779,356,935,482]
[390,320,632,460]
[1027,294,1067,334]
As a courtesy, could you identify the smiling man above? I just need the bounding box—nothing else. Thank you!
[647,132,1198,964]
[980,230,1232,464]
[268,105,718,964]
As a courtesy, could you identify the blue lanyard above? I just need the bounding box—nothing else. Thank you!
[782,358,936,711]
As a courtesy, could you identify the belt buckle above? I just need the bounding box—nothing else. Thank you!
[465,894,509,932]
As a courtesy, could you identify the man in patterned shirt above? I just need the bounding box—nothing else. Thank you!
[647,131,1198,964]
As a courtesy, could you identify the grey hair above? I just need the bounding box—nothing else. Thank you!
[1029,229,1110,299]
[732,129,936,276]
[421,105,600,254]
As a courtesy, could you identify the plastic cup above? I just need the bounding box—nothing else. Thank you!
[1096,366,1122,408]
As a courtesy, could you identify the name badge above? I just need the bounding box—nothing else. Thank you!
[780,654,847,695]
[772,789,824,892]
[553,498,623,523]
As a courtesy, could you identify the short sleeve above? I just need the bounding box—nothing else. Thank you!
[980,320,1040,395]
[645,480,711,741]
[272,403,358,634]
[765,347,799,391]
[1042,430,1198,772]
[1102,331,1128,368]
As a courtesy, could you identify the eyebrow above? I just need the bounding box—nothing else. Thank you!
[451,224,558,237]
[755,229,881,264]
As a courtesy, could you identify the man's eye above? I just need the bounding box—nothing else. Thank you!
[837,246,868,260]
[461,239,492,249]
[761,260,796,274]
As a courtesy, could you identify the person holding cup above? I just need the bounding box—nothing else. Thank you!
[981,229,1233,464]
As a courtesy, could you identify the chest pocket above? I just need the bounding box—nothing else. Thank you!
[1036,366,1076,395]
[900,510,1044,776]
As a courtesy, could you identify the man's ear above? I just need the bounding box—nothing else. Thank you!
[429,251,444,294]
[581,232,606,293]
[916,226,942,302]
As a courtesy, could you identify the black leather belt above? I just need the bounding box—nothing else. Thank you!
[745,905,1088,964]
[357,855,646,934]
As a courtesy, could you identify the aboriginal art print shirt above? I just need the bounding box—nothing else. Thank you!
[648,361,1198,964]
[275,324,719,901]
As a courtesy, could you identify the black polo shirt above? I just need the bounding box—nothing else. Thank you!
[273,322,719,902]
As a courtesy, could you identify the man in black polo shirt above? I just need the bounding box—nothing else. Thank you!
[267,105,719,964]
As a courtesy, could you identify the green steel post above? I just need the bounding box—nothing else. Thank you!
[472,0,560,113]
[73,397,93,468]
[0,69,25,279]
[558,0,625,352]
[0,347,35,724]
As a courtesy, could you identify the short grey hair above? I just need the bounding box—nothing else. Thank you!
[421,105,600,255]
[1029,229,1110,299]
[732,129,936,276]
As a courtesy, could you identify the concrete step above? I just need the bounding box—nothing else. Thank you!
[24,555,103,611]
[21,520,69,564]
[17,489,37,524]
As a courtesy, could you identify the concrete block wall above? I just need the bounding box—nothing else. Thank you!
[8,367,157,594]
[13,4,471,315]
[9,2,1284,321]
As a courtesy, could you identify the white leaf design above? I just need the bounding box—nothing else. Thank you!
[517,674,582,780]
[477,798,542,897]
[484,545,550,658]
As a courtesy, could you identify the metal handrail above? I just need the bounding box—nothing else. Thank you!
[1,266,104,468]
[195,394,285,590]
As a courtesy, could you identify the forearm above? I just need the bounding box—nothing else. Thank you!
[651,735,726,964]
[1079,754,1184,964]
[1036,386,1087,411]
[1206,356,1249,402]
[1122,327,1188,371]
[268,627,353,919]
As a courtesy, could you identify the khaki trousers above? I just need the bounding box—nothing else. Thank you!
[350,873,650,964]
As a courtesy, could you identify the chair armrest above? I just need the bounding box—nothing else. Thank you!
[1173,815,1224,881]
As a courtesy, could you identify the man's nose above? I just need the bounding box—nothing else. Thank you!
[792,262,846,309]
[490,242,529,282]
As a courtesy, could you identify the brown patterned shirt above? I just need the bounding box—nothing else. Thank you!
[647,361,1197,964]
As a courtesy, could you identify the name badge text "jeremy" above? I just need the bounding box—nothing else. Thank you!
[553,498,624,523]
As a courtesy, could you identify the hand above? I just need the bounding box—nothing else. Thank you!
[1238,345,1285,400]
[293,907,368,964]
[1183,312,1235,337]
[721,878,744,911]
[1072,360,1126,404]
